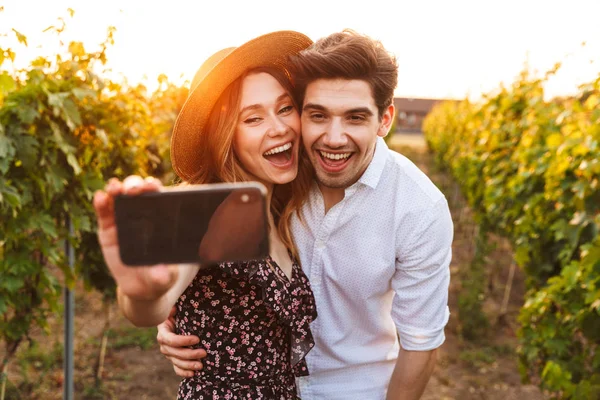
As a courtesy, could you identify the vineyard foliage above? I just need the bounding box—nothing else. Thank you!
[0,19,186,377]
[423,69,600,397]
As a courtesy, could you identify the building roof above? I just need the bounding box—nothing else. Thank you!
[393,97,445,113]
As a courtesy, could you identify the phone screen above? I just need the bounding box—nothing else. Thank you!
[114,184,269,266]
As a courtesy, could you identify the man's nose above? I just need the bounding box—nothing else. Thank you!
[322,118,347,148]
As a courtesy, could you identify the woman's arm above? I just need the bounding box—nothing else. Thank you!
[94,175,200,327]
[117,264,199,327]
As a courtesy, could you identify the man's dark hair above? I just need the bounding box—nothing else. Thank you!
[290,29,398,119]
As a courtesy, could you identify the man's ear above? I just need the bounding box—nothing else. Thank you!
[377,104,395,138]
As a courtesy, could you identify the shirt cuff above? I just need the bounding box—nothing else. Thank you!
[396,307,449,351]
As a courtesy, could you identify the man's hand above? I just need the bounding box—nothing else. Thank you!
[157,307,207,378]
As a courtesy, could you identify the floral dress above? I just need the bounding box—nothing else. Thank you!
[174,255,317,399]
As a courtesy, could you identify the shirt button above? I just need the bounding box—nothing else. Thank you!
[316,240,325,249]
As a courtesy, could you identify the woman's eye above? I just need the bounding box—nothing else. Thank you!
[278,105,294,114]
[243,117,262,124]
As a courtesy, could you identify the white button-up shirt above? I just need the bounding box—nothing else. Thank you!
[292,138,453,399]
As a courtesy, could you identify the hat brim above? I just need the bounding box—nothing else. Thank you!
[171,31,313,181]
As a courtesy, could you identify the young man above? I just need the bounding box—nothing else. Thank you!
[157,30,453,399]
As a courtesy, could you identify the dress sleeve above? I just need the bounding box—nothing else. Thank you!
[391,197,453,351]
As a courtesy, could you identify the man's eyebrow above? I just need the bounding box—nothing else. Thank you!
[346,107,374,116]
[302,103,374,117]
[240,93,290,114]
[303,103,327,112]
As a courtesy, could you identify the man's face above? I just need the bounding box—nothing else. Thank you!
[301,79,394,189]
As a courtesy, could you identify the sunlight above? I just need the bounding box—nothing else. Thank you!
[2,0,599,99]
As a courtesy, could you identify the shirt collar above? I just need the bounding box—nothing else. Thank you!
[357,137,388,189]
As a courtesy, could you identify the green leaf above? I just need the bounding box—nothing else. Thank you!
[0,183,21,209]
[561,264,579,292]
[6,49,15,63]
[0,72,16,94]
[62,98,82,131]
[569,211,587,226]
[541,361,574,392]
[0,131,15,158]
[67,153,82,175]
[16,105,39,124]
[49,119,74,155]
[11,29,28,46]
[45,167,67,194]
[72,87,95,100]
[1,276,24,293]
[68,41,85,58]
[581,312,600,342]
[77,214,92,232]
[35,213,57,238]
[48,92,69,109]
[514,246,530,267]
[96,129,109,146]
[81,173,105,195]
[15,134,39,170]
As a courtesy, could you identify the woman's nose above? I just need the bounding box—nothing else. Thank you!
[267,115,288,137]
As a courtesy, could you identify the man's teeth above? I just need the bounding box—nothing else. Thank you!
[264,142,292,156]
[320,151,351,161]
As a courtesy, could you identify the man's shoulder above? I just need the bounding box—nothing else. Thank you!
[382,148,445,207]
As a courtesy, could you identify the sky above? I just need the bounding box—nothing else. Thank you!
[1,0,599,100]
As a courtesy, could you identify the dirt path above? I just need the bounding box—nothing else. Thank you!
[4,132,547,399]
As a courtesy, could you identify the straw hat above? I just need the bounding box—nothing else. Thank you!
[170,31,313,181]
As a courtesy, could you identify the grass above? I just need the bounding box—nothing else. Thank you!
[3,340,65,400]
[459,344,515,370]
[85,325,157,351]
[459,348,496,369]
[82,382,110,399]
[16,340,63,379]
[106,326,157,351]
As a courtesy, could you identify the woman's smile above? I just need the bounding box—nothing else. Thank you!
[263,141,295,167]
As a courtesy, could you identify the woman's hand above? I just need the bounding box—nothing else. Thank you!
[93,175,179,302]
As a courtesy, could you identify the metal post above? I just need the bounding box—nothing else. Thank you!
[63,217,74,400]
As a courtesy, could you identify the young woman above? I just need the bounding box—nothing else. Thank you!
[93,31,317,399]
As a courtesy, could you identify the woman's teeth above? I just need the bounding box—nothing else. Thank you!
[320,151,351,161]
[263,142,292,156]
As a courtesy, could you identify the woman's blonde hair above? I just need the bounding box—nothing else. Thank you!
[185,66,312,260]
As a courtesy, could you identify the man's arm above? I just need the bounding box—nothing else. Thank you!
[390,197,453,398]
[386,348,437,400]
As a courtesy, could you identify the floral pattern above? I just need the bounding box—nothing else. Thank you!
[175,256,317,399]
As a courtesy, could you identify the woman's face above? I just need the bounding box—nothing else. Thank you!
[233,72,301,189]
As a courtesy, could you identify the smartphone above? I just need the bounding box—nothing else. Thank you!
[113,182,269,266]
